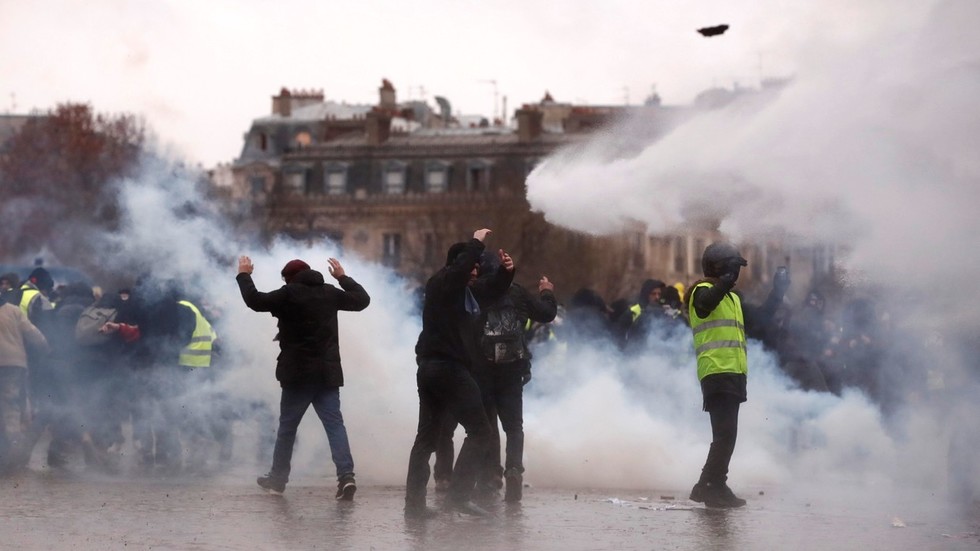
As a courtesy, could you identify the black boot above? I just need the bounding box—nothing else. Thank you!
[504,468,523,502]
[690,481,745,508]
[257,472,286,494]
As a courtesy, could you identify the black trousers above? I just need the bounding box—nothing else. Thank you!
[699,393,741,484]
[479,362,525,478]
[406,358,491,505]
[434,362,526,485]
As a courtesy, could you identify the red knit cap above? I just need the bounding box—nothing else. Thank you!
[281,259,310,283]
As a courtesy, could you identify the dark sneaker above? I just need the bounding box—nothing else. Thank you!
[257,473,286,494]
[504,468,523,503]
[689,481,710,503]
[713,484,747,508]
[336,476,357,501]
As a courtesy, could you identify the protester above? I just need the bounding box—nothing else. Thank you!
[0,299,48,474]
[471,257,557,502]
[563,288,614,343]
[614,278,668,352]
[237,255,370,500]
[404,228,513,517]
[685,243,775,508]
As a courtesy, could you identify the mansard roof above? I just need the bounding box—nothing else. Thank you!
[255,101,373,123]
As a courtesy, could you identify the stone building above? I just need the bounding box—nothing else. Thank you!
[228,81,832,302]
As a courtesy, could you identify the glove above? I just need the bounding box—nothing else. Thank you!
[521,371,532,386]
[773,267,791,294]
[719,263,740,285]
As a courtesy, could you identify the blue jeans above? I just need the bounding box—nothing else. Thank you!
[269,384,354,482]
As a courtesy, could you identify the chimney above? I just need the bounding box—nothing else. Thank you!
[272,87,292,117]
[366,110,392,145]
[516,107,543,143]
[379,79,397,110]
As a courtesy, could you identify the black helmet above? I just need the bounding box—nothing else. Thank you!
[701,242,747,277]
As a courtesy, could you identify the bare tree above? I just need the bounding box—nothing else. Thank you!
[0,103,145,268]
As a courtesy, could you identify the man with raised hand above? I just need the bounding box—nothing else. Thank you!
[237,255,369,500]
[405,228,514,517]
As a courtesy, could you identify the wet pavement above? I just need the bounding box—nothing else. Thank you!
[1,469,978,550]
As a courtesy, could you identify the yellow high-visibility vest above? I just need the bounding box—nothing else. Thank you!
[689,282,747,381]
[629,303,642,323]
[178,300,216,368]
[19,284,40,319]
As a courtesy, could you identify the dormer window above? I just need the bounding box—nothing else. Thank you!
[384,161,406,194]
[284,169,306,193]
[249,176,266,195]
[426,161,449,193]
[325,164,348,195]
[466,160,491,192]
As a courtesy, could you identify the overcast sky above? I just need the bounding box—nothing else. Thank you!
[1,0,930,167]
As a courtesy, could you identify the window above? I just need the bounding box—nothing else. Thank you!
[694,239,706,273]
[284,169,306,193]
[466,160,491,192]
[325,165,347,195]
[631,232,644,269]
[426,162,448,193]
[384,162,406,194]
[749,246,762,280]
[249,176,266,195]
[673,236,687,274]
[382,233,402,267]
[258,133,268,151]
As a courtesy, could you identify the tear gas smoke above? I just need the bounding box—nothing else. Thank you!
[524,0,980,497]
[58,156,424,483]
[35,0,977,500]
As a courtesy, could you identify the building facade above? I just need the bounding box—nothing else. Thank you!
[228,81,831,302]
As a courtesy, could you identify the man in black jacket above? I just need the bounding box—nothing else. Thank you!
[237,256,370,500]
[473,266,557,503]
[405,228,513,517]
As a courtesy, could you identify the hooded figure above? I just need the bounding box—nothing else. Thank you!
[614,278,668,351]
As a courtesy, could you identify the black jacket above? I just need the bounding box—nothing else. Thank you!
[114,282,195,368]
[469,282,558,372]
[415,239,514,364]
[237,268,370,387]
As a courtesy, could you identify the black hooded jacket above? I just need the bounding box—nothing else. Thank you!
[415,238,514,364]
[237,268,370,388]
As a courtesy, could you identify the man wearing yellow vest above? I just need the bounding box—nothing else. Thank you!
[18,268,55,321]
[686,242,790,508]
[177,300,216,369]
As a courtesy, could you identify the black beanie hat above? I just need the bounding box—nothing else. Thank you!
[28,267,54,292]
[445,242,468,266]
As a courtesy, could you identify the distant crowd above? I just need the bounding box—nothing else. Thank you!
[0,255,942,487]
[0,267,272,477]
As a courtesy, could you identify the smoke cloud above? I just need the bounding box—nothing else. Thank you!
[527,0,980,300]
[522,0,980,497]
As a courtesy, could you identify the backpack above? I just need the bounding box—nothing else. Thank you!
[74,305,118,346]
[479,292,527,364]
